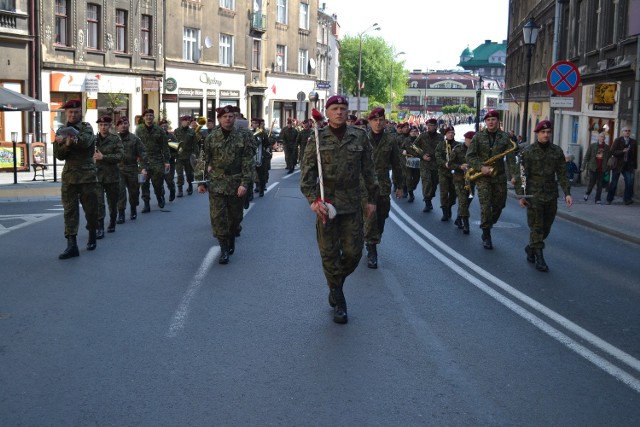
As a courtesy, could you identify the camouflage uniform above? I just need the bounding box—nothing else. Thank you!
[164,132,178,200]
[401,133,421,196]
[435,138,458,218]
[300,125,378,290]
[414,130,442,210]
[449,142,473,231]
[117,131,148,219]
[95,132,124,231]
[296,127,313,164]
[253,128,271,195]
[174,125,198,195]
[515,141,570,250]
[281,124,299,171]
[202,125,254,246]
[136,123,170,209]
[54,121,99,240]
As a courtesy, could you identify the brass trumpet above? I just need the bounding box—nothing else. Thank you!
[464,139,517,183]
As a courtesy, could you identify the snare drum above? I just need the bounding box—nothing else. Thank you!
[406,157,421,169]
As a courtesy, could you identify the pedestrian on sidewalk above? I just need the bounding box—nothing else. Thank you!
[582,132,610,204]
[606,127,637,205]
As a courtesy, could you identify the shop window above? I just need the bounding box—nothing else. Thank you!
[97,93,129,123]
[179,99,203,119]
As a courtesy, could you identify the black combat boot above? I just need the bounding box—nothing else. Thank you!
[534,249,549,272]
[525,245,535,263]
[87,229,97,251]
[59,236,79,260]
[423,198,433,212]
[218,239,230,264]
[96,219,105,239]
[141,200,151,213]
[408,191,415,202]
[481,228,493,249]
[187,182,193,195]
[440,207,450,221]
[462,217,470,234]
[454,216,462,228]
[177,186,184,198]
[107,215,116,233]
[329,287,348,324]
[228,235,236,255]
[169,188,176,202]
[365,243,378,269]
[259,185,264,197]
[158,195,166,208]
[116,210,125,224]
[403,185,408,198]
[130,206,137,220]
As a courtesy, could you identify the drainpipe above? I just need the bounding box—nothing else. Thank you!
[632,36,640,139]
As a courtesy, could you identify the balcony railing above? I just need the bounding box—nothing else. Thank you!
[251,12,266,32]
[0,9,17,29]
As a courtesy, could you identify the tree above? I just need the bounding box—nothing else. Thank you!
[339,35,408,113]
[442,104,475,115]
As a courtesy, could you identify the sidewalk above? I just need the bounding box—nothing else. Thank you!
[1,162,639,245]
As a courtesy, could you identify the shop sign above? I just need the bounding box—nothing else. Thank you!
[206,89,216,97]
[162,94,178,102]
[220,89,240,98]
[143,79,160,92]
[84,78,100,92]
[178,88,204,97]
[200,73,223,87]
[165,77,178,92]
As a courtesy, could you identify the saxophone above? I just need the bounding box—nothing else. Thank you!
[465,139,517,182]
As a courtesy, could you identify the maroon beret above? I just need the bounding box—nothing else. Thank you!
[159,119,168,125]
[143,108,155,116]
[354,119,368,126]
[96,115,112,124]
[534,120,553,133]
[483,110,499,120]
[180,115,192,122]
[463,131,476,139]
[367,107,385,120]
[216,105,235,118]
[116,117,129,126]
[325,95,349,108]
[207,117,214,123]
[426,118,437,125]
[444,126,455,133]
[348,114,358,121]
[61,99,82,109]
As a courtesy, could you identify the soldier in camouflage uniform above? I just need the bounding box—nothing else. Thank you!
[414,118,442,212]
[136,109,170,213]
[94,115,124,237]
[401,125,422,202]
[251,117,271,197]
[466,110,517,249]
[160,119,178,201]
[515,120,572,272]
[363,107,403,269]
[116,117,148,223]
[449,130,475,234]
[296,119,313,164]
[281,118,299,173]
[435,126,458,221]
[395,122,411,197]
[197,105,254,264]
[174,115,198,197]
[300,95,379,325]
[54,99,99,259]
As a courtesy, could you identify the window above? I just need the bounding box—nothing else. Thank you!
[115,9,127,52]
[54,0,69,46]
[276,44,286,72]
[252,39,261,71]
[141,15,152,55]
[219,0,235,9]
[219,34,233,66]
[276,0,287,24]
[298,49,308,75]
[299,3,309,30]
[86,4,100,49]
[183,27,200,61]
[0,0,15,11]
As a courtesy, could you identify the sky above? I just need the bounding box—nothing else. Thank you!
[321,0,510,71]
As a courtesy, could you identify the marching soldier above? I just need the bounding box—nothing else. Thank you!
[363,107,404,269]
[116,117,148,223]
[449,130,475,234]
[296,119,313,164]
[174,115,198,197]
[435,126,458,221]
[515,120,572,272]
[281,118,299,173]
[414,118,442,212]
[94,115,124,237]
[197,106,254,264]
[300,95,378,324]
[159,119,178,202]
[466,110,517,249]
[136,109,170,213]
[251,117,271,197]
[401,125,422,202]
[54,99,99,259]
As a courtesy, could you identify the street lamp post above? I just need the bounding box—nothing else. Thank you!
[356,23,380,117]
[388,51,405,118]
[475,76,483,131]
[521,18,540,143]
[11,131,18,184]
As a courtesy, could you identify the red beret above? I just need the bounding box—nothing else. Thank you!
[534,120,553,133]
[348,114,358,121]
[143,108,155,116]
[367,107,385,120]
[116,117,129,126]
[483,110,499,120]
[326,95,349,108]
[180,115,192,121]
[463,131,476,139]
[61,99,82,109]
[444,126,455,133]
[207,117,214,123]
[96,115,112,124]
[426,118,437,125]
[354,119,368,126]
[159,119,168,125]
[216,105,235,118]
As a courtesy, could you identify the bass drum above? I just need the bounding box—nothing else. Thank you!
[406,157,421,169]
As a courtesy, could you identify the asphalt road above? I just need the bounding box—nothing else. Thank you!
[1,158,639,426]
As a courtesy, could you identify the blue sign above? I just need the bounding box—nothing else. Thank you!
[546,61,580,96]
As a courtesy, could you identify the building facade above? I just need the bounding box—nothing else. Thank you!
[458,40,507,85]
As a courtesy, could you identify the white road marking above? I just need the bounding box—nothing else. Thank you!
[282,170,300,179]
[0,213,61,237]
[390,201,640,393]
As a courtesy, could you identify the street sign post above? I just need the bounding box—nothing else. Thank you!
[547,61,581,96]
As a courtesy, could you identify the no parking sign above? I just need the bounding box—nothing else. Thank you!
[547,61,581,96]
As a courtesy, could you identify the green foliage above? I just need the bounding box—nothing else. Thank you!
[442,104,475,115]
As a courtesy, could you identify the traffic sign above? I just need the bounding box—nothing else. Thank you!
[547,61,580,96]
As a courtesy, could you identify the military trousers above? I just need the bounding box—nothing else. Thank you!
[438,171,457,208]
[163,157,176,193]
[405,166,420,191]
[61,182,98,237]
[284,144,297,169]
[142,164,165,203]
[526,198,557,249]
[255,162,269,191]
[453,180,472,217]
[420,166,438,201]
[96,181,120,221]
[476,177,507,229]
[117,166,140,211]
[316,211,364,290]
[208,192,244,240]
[363,195,390,244]
[176,157,194,187]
